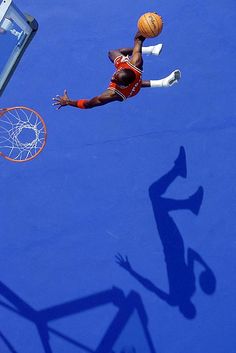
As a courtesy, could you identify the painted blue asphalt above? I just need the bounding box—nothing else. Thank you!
[0,0,235,352]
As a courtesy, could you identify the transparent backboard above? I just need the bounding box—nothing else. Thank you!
[0,0,38,96]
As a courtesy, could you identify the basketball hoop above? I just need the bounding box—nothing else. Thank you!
[0,106,47,162]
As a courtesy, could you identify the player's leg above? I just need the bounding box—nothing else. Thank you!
[142,44,163,56]
[141,80,151,88]
[119,48,134,56]
[109,44,163,59]
[108,48,134,62]
[108,42,163,63]
[141,70,181,88]
[116,44,163,56]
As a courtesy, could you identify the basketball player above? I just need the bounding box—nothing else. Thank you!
[53,31,181,110]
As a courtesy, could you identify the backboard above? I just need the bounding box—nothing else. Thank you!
[0,0,38,96]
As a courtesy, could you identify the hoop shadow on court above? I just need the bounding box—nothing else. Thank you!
[0,282,156,353]
[116,146,216,319]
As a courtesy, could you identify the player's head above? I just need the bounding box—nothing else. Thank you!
[111,69,136,86]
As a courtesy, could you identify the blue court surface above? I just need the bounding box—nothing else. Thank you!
[0,0,235,352]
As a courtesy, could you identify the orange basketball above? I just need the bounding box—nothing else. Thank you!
[137,12,163,38]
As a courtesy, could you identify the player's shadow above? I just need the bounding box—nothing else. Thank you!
[116,147,216,319]
[0,282,156,353]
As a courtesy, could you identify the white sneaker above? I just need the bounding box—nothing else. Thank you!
[142,44,163,56]
[151,44,163,56]
[162,69,181,87]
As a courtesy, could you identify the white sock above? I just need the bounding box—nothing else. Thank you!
[142,44,163,56]
[150,70,181,88]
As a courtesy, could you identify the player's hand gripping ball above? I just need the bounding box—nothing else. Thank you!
[137,12,163,38]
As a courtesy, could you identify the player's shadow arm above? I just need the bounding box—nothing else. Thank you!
[115,256,170,303]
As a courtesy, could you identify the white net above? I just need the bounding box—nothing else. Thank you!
[0,106,46,161]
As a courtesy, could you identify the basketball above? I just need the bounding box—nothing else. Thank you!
[137,12,163,38]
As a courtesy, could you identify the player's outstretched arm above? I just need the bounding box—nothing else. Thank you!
[52,90,122,110]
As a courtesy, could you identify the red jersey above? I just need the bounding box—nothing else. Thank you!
[108,55,142,100]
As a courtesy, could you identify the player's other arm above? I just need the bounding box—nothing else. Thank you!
[53,90,122,110]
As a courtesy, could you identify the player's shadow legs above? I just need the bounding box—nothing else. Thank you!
[149,146,187,201]
[161,186,204,215]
